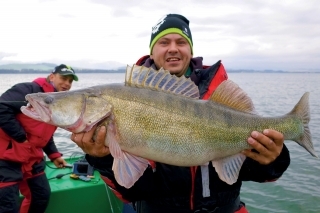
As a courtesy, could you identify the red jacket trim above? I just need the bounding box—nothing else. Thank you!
[135,55,150,65]
[235,205,249,213]
[33,78,55,92]
[0,182,17,188]
[202,63,228,100]
[48,153,62,161]
[100,175,130,203]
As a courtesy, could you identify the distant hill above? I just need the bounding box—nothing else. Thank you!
[0,63,125,73]
[0,63,57,71]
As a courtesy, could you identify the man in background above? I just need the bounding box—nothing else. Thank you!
[0,64,78,213]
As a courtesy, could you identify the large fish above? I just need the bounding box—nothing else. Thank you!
[21,65,317,188]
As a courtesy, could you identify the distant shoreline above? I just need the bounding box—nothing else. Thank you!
[0,69,126,74]
[1,63,318,73]
[0,70,318,74]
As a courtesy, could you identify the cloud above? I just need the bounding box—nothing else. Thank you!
[0,0,319,70]
[0,52,18,61]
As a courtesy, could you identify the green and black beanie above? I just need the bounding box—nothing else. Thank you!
[149,14,193,54]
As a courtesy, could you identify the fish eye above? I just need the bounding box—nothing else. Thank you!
[44,96,54,104]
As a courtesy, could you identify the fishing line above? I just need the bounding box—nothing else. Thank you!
[0,101,28,103]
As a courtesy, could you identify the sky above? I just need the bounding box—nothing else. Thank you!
[0,0,319,71]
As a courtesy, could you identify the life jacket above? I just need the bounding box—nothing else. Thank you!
[0,78,57,166]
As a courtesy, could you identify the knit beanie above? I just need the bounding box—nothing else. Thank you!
[149,14,193,54]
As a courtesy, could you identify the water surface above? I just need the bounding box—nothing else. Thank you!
[1,72,319,212]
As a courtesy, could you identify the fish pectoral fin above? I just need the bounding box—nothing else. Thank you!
[109,135,149,188]
[106,121,149,188]
[211,153,246,185]
[112,152,149,189]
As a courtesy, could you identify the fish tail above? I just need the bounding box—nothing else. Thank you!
[289,92,318,158]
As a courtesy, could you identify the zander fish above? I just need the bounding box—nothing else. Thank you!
[21,65,318,188]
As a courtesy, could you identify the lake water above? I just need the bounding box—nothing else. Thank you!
[1,72,320,213]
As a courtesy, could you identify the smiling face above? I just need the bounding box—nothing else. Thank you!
[150,34,193,77]
[49,73,74,91]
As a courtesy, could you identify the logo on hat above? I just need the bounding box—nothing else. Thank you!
[60,68,75,73]
[152,15,167,34]
[183,27,189,37]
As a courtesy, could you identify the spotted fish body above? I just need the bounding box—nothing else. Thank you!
[21,65,317,188]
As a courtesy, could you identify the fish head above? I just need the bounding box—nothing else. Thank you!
[21,87,112,133]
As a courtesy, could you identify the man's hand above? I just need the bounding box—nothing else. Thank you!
[242,129,284,165]
[70,125,110,157]
[52,157,67,168]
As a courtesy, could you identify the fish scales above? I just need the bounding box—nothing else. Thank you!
[99,84,306,165]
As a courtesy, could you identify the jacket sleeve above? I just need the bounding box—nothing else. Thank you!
[42,137,62,160]
[85,154,155,202]
[239,144,290,182]
[0,83,33,142]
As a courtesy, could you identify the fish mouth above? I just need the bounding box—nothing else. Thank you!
[21,98,52,123]
[21,96,111,134]
[21,96,86,132]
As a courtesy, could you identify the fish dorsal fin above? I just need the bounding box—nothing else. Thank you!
[125,65,200,99]
[209,79,256,113]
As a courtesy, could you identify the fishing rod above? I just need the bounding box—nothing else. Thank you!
[0,101,28,103]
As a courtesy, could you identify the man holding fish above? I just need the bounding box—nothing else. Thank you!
[70,14,292,213]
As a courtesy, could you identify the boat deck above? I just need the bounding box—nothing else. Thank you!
[20,156,136,213]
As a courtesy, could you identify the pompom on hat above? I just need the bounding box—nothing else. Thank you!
[149,14,193,54]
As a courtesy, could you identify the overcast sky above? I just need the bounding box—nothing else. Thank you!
[0,0,319,71]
